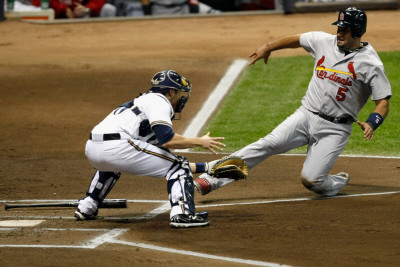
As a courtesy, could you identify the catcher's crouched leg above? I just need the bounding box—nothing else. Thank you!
[167,156,210,228]
[75,170,121,220]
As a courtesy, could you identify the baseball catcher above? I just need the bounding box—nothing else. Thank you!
[75,70,230,228]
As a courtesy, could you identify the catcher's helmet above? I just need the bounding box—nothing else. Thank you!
[149,70,191,94]
[332,7,367,38]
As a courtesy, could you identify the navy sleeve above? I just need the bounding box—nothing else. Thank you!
[152,124,175,145]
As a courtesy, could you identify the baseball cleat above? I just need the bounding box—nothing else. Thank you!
[170,213,210,228]
[194,177,212,195]
[336,172,350,182]
[322,172,351,197]
[74,209,98,221]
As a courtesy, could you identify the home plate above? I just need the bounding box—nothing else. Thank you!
[0,220,45,227]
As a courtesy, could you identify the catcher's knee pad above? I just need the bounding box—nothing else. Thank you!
[167,156,195,215]
[87,171,121,203]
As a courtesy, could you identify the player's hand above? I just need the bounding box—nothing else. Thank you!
[199,132,225,154]
[357,121,374,140]
[73,3,87,18]
[249,44,271,65]
[66,7,75,18]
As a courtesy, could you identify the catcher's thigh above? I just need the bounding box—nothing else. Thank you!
[85,139,176,177]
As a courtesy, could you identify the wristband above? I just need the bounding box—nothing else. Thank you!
[366,113,383,130]
[195,163,206,173]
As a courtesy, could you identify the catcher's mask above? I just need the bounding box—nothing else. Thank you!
[149,70,191,116]
[332,7,367,38]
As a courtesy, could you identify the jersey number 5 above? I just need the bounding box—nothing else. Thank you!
[336,87,349,102]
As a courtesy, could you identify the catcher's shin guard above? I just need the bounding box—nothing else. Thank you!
[86,170,121,203]
[167,156,196,217]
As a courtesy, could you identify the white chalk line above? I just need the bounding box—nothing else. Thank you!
[1,192,399,266]
[197,190,400,208]
[111,239,291,267]
[0,226,290,267]
[0,228,129,249]
[2,190,400,218]
[175,58,248,153]
[176,150,400,159]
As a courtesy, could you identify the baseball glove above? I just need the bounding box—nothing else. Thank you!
[207,155,248,180]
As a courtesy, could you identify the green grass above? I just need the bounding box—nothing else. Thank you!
[202,51,400,156]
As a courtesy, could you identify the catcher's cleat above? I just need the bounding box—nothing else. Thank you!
[170,213,210,228]
[194,177,212,195]
[74,208,98,221]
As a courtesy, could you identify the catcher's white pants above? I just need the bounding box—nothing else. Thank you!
[85,139,174,177]
[83,138,193,218]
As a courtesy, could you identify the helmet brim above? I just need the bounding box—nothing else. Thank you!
[332,20,352,27]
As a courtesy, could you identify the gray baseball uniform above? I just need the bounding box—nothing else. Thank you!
[231,31,392,196]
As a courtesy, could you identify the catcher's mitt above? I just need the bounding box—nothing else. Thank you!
[207,155,248,180]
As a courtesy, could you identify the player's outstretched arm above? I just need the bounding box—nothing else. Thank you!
[357,98,389,140]
[162,132,225,154]
[248,34,302,65]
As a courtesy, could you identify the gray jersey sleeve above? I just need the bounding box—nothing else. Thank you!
[368,65,392,101]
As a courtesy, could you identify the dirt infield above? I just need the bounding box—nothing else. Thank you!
[1,10,400,267]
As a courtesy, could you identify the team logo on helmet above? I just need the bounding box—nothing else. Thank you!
[167,71,185,88]
[151,72,166,85]
[181,77,188,87]
[339,12,344,21]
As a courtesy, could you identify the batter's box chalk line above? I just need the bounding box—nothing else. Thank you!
[0,227,291,266]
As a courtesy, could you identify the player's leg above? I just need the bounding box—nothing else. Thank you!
[167,156,210,228]
[117,140,209,227]
[300,119,352,196]
[76,139,171,220]
[79,138,208,226]
[195,106,311,194]
[75,170,121,220]
[235,106,311,168]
